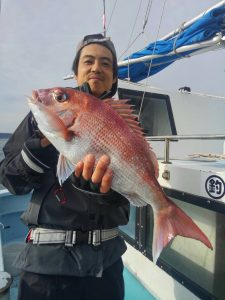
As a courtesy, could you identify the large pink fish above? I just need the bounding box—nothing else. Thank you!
[28,87,213,263]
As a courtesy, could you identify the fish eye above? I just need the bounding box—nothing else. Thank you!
[53,91,68,102]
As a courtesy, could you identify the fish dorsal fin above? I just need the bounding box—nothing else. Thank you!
[103,98,159,178]
[103,99,144,136]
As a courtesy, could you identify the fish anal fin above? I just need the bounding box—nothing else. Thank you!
[120,192,147,207]
[57,154,75,185]
[152,197,213,264]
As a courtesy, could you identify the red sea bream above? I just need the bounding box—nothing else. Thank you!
[28,87,213,263]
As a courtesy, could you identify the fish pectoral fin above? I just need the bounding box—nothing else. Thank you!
[57,154,75,185]
[152,197,213,264]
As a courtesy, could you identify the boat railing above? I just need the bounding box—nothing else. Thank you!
[146,134,225,164]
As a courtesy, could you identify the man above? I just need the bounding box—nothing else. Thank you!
[0,33,129,300]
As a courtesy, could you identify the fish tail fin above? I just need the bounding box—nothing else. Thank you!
[152,197,213,264]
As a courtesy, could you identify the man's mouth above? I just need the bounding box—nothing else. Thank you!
[88,76,103,81]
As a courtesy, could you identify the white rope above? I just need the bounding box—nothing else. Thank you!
[118,0,153,62]
[119,0,142,79]
[142,0,153,31]
[138,0,168,121]
[118,0,154,83]
[106,0,118,32]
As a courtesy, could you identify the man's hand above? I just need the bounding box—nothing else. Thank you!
[74,154,113,193]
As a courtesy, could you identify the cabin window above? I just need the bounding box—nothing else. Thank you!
[121,196,225,299]
[118,88,176,136]
[147,197,225,300]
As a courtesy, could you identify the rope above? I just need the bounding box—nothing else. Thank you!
[118,0,153,61]
[172,22,191,58]
[106,0,118,32]
[142,0,153,32]
[138,0,168,121]
[118,0,144,62]
[117,0,152,61]
[119,0,154,82]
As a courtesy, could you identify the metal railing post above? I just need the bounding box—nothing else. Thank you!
[162,138,171,164]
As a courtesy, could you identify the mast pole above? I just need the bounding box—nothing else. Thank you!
[160,0,225,41]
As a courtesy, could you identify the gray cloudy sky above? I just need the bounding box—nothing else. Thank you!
[0,0,224,132]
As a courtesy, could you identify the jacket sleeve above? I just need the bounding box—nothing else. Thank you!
[0,112,58,195]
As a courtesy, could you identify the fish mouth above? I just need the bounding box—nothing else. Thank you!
[32,90,39,99]
[32,90,40,101]
[27,90,40,104]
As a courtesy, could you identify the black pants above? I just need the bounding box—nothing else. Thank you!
[18,258,124,300]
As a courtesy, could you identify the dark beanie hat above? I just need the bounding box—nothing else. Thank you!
[72,33,118,97]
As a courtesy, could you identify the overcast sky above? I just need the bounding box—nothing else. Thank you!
[0,0,224,132]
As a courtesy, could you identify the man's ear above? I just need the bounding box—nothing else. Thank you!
[112,77,117,84]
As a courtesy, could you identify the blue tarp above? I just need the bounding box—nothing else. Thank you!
[118,6,225,82]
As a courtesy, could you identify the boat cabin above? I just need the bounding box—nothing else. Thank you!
[117,80,225,300]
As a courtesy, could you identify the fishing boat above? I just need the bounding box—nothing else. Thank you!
[1,1,225,300]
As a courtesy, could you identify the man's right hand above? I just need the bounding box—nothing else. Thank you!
[74,154,113,194]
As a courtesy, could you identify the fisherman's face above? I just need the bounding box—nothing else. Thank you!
[76,44,116,98]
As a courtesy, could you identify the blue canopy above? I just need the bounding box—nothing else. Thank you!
[118,6,225,82]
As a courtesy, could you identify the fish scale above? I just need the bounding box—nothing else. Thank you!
[80,112,150,201]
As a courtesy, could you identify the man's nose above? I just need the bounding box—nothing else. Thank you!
[91,60,101,72]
